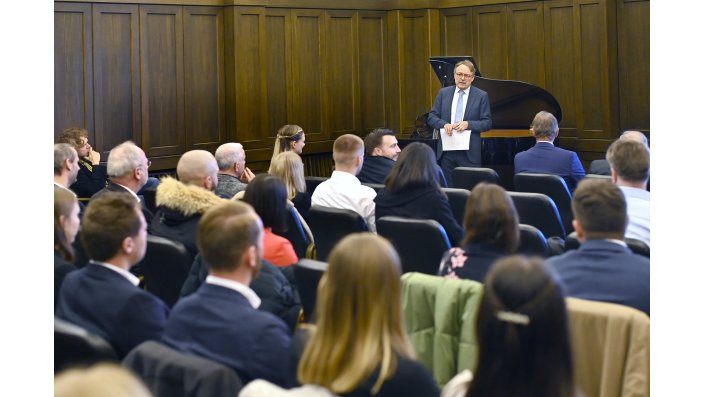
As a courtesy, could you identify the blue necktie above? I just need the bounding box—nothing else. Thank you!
[453,90,465,124]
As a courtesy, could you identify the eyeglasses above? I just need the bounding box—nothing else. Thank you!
[145,160,152,169]
[455,72,473,79]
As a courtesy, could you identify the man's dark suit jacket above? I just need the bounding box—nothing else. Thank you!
[358,155,395,184]
[91,182,154,225]
[514,142,586,192]
[427,85,492,166]
[546,240,650,315]
[588,159,611,175]
[163,283,292,386]
[56,264,170,357]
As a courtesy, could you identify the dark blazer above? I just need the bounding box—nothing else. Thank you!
[514,142,586,192]
[91,182,155,225]
[374,186,464,246]
[56,264,170,357]
[588,159,611,176]
[358,156,395,184]
[70,158,108,198]
[54,251,76,309]
[163,283,292,386]
[546,240,650,315]
[427,85,492,166]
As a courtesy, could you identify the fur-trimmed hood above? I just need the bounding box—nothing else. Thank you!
[155,176,226,216]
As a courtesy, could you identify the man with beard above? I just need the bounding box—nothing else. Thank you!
[162,201,291,386]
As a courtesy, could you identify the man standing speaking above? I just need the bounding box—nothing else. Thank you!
[427,60,491,187]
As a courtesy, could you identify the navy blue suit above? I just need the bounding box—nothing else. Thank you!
[427,85,492,184]
[162,283,292,386]
[546,240,650,315]
[514,142,586,192]
[56,264,170,357]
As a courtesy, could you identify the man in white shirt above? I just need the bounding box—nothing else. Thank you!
[162,201,291,386]
[311,134,377,232]
[606,138,650,246]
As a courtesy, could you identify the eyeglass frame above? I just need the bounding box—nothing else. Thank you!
[454,72,474,80]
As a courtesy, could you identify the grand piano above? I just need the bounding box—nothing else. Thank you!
[408,56,563,168]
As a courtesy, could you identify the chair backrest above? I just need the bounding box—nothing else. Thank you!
[517,224,549,257]
[307,206,369,261]
[293,259,329,323]
[361,182,385,193]
[141,187,158,214]
[565,232,649,258]
[305,176,329,195]
[137,235,193,308]
[514,173,574,234]
[451,167,500,191]
[509,191,566,239]
[566,298,649,397]
[55,317,118,373]
[275,201,312,259]
[377,216,451,275]
[123,341,243,397]
[441,187,470,225]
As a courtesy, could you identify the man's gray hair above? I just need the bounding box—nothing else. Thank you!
[215,143,245,171]
[107,141,144,178]
[54,143,77,176]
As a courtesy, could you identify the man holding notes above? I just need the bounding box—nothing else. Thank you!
[427,60,492,187]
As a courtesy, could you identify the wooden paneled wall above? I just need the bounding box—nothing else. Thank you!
[54,0,649,173]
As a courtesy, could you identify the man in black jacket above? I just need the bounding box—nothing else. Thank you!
[357,128,400,184]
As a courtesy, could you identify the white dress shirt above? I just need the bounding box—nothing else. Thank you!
[311,170,377,233]
[92,260,141,286]
[206,275,261,309]
[619,186,650,247]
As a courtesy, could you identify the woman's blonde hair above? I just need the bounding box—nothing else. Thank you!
[272,124,304,157]
[54,363,153,397]
[298,233,414,394]
[269,151,306,200]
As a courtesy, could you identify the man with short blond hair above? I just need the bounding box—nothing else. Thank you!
[311,134,377,232]
[588,130,649,175]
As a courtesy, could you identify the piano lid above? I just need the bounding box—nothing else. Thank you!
[430,56,562,129]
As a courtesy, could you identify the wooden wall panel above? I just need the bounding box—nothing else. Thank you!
[184,6,226,152]
[233,7,269,147]
[472,5,507,79]
[440,8,473,57]
[265,9,292,139]
[358,11,387,131]
[291,10,326,139]
[398,10,432,134]
[325,10,359,137]
[55,3,94,138]
[139,5,184,157]
[618,0,649,134]
[544,0,577,137]
[507,2,544,87]
[92,4,141,159]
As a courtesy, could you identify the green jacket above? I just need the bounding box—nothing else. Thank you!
[401,272,483,386]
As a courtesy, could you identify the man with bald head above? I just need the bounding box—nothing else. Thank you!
[150,150,227,258]
[588,130,649,175]
[214,142,255,199]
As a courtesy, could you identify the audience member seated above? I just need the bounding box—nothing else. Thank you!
[54,143,80,196]
[56,193,169,358]
[441,256,578,397]
[606,138,650,246]
[588,130,649,176]
[357,128,401,184]
[242,174,299,267]
[56,127,109,198]
[439,183,519,282]
[270,125,306,167]
[54,188,80,309]
[55,363,153,397]
[91,141,154,225]
[269,151,311,220]
[214,142,255,199]
[163,201,292,386]
[546,179,650,315]
[514,111,585,192]
[312,134,377,232]
[374,142,463,245]
[150,150,226,259]
[240,234,440,397]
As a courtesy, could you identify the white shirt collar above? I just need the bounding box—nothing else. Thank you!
[206,275,261,309]
[54,182,77,197]
[536,140,555,146]
[330,170,361,184]
[456,87,470,95]
[605,239,628,248]
[113,182,141,202]
[91,260,140,286]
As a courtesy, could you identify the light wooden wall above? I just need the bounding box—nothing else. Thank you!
[54,0,649,172]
